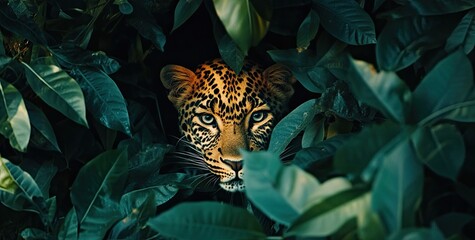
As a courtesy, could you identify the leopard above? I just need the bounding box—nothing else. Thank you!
[160,59,295,192]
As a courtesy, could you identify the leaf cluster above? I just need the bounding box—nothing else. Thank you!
[1,0,475,239]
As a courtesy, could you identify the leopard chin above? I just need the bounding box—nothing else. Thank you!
[219,180,245,192]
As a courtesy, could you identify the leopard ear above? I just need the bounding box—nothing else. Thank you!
[264,64,296,102]
[160,65,196,108]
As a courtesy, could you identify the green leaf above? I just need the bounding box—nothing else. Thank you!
[387,228,444,240]
[51,46,121,74]
[58,208,78,240]
[173,0,203,31]
[269,99,318,154]
[446,9,475,54]
[411,124,465,181]
[0,156,17,194]
[22,58,88,127]
[71,67,131,135]
[0,157,45,214]
[412,50,475,125]
[377,16,455,71]
[33,161,57,199]
[286,189,371,237]
[334,121,407,176]
[404,0,475,15]
[294,134,353,170]
[268,49,322,93]
[297,10,320,50]
[212,14,245,74]
[0,78,30,152]
[212,0,271,53]
[121,173,186,208]
[147,202,266,240]
[301,116,324,148]
[70,149,128,239]
[0,2,48,45]
[433,212,474,238]
[127,3,166,52]
[26,102,60,152]
[242,151,321,226]
[20,228,50,240]
[312,0,376,45]
[111,193,156,239]
[347,58,411,123]
[372,141,424,233]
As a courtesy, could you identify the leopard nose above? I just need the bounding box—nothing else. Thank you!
[223,159,243,172]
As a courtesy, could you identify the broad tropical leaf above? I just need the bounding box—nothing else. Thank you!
[412,50,475,125]
[313,0,376,45]
[0,2,48,45]
[0,156,16,194]
[212,15,245,74]
[347,58,411,123]
[286,189,371,237]
[377,16,455,71]
[0,78,30,152]
[51,46,121,74]
[404,0,475,16]
[212,0,271,53]
[71,67,131,135]
[242,151,321,226]
[0,157,45,215]
[22,58,87,127]
[26,102,60,152]
[173,0,203,31]
[372,141,424,233]
[70,149,128,239]
[411,124,465,181]
[269,99,318,153]
[147,202,266,240]
[57,208,78,240]
[297,10,320,50]
[446,9,475,54]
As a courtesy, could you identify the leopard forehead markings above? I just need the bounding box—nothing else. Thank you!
[161,59,295,192]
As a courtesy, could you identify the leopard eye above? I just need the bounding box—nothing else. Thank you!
[251,111,267,123]
[199,114,216,125]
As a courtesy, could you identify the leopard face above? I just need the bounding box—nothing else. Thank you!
[161,59,295,192]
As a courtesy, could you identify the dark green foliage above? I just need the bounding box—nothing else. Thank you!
[1,0,475,239]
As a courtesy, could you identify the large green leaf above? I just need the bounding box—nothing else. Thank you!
[26,102,60,152]
[301,116,324,148]
[121,173,186,209]
[0,157,45,215]
[70,149,128,239]
[269,99,318,154]
[411,124,465,181]
[0,78,30,152]
[127,1,166,51]
[377,16,454,71]
[347,58,411,123]
[147,202,266,240]
[404,0,475,16]
[312,0,376,45]
[212,0,271,53]
[294,134,353,170]
[51,46,121,74]
[297,10,320,50]
[57,208,78,240]
[268,49,322,93]
[71,67,131,135]
[173,0,203,31]
[0,2,48,45]
[111,193,156,239]
[211,11,245,74]
[445,9,475,54]
[372,141,424,233]
[242,151,321,226]
[22,58,88,127]
[334,122,405,176]
[412,50,475,125]
[286,189,371,237]
[0,156,16,194]
[33,161,57,199]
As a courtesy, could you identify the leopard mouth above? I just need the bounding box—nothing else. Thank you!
[219,180,245,192]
